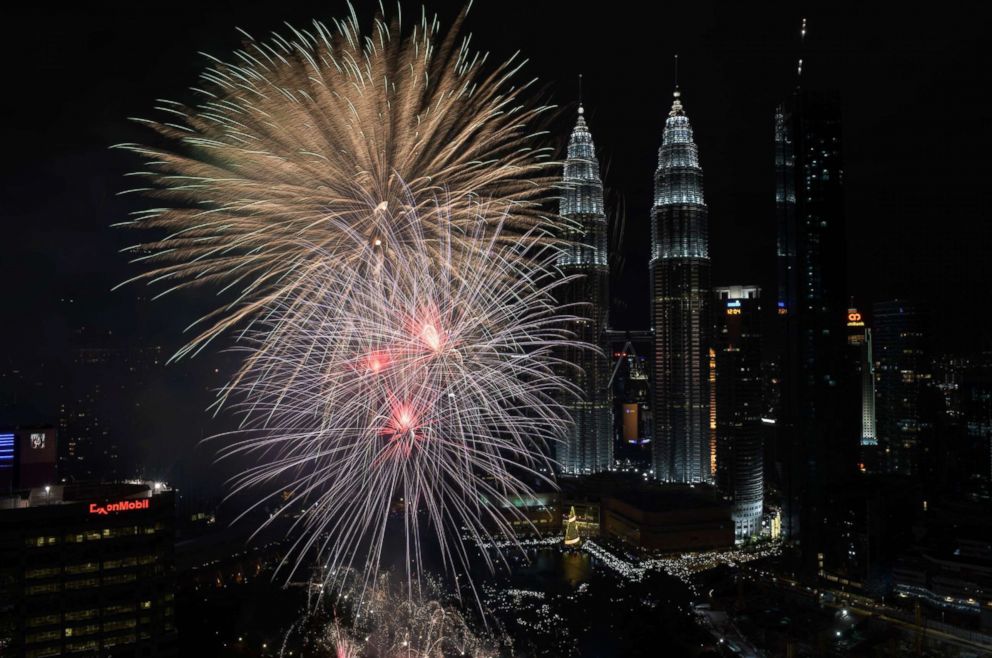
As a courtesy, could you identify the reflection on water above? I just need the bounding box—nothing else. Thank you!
[560,549,591,587]
[505,547,593,590]
[476,545,699,657]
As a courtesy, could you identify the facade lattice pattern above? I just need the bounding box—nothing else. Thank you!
[651,91,712,484]
[557,108,612,475]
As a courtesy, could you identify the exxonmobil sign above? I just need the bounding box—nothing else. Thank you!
[89,499,150,515]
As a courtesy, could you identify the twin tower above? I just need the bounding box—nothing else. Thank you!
[558,89,711,483]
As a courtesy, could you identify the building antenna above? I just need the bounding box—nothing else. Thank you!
[674,53,679,91]
[796,17,807,81]
[578,73,584,114]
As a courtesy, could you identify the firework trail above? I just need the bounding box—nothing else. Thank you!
[220,202,580,592]
[297,570,506,657]
[114,4,556,359]
[116,5,588,597]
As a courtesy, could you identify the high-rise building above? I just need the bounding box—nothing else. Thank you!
[846,308,877,469]
[960,355,992,488]
[773,87,847,541]
[607,330,653,468]
[58,344,164,483]
[651,88,711,483]
[0,426,57,494]
[557,105,611,475]
[874,300,931,477]
[0,481,177,657]
[714,286,764,541]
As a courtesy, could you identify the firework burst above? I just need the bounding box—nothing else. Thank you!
[219,202,580,591]
[114,5,556,358]
[116,5,588,599]
[295,570,505,657]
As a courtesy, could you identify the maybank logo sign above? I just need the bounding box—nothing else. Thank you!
[89,499,150,515]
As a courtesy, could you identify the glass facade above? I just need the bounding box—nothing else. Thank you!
[557,107,612,475]
[651,90,712,484]
[714,286,764,541]
[772,89,847,542]
[873,300,930,476]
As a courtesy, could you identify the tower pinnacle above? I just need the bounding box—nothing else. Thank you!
[670,55,684,116]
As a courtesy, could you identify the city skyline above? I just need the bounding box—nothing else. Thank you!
[1,2,986,365]
[0,4,989,656]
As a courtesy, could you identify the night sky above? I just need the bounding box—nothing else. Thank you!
[0,2,986,482]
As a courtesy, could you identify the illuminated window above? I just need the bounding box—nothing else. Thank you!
[66,640,99,653]
[102,573,137,586]
[25,567,61,579]
[65,562,99,575]
[102,618,137,633]
[25,630,61,644]
[103,634,137,648]
[26,615,60,628]
[64,578,99,590]
[25,583,60,595]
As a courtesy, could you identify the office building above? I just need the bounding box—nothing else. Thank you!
[714,285,764,541]
[651,87,712,484]
[0,481,176,657]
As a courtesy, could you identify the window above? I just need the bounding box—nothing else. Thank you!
[25,583,60,595]
[64,609,98,622]
[65,562,99,575]
[104,603,135,616]
[102,618,136,633]
[26,614,60,628]
[25,567,61,579]
[102,633,136,648]
[102,573,137,586]
[66,640,99,653]
[25,630,61,644]
[65,577,99,590]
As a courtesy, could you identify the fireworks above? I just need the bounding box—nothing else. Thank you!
[114,5,556,358]
[117,6,587,596]
[220,204,579,588]
[296,570,505,657]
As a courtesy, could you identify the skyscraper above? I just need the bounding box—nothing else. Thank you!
[557,105,611,475]
[846,308,877,467]
[651,88,711,484]
[714,286,764,541]
[773,87,847,541]
[874,300,931,477]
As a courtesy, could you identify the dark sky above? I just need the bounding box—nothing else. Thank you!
[0,1,986,419]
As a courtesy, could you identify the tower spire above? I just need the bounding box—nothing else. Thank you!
[797,17,807,81]
[670,55,684,117]
[578,73,584,115]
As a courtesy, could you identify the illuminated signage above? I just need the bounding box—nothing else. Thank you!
[726,308,741,315]
[89,499,150,515]
[726,300,741,308]
[30,433,46,449]
[0,433,13,464]
[847,308,864,327]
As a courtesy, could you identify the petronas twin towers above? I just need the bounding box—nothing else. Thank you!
[557,106,612,475]
[559,90,712,484]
